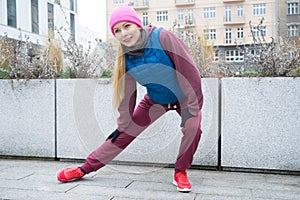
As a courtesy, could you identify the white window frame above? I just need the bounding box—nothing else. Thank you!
[225,28,232,44]
[187,8,194,24]
[225,6,231,22]
[237,5,243,17]
[237,27,244,38]
[113,0,124,4]
[214,50,219,62]
[142,12,148,26]
[210,29,216,40]
[204,29,216,40]
[252,26,266,37]
[178,9,184,21]
[288,3,299,15]
[156,11,168,22]
[225,50,244,62]
[253,3,266,16]
[288,24,299,36]
[204,29,209,40]
[186,30,195,41]
[204,7,216,19]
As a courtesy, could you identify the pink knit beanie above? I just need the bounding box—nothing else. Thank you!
[109,4,143,36]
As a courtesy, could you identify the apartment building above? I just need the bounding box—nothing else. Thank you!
[0,0,78,46]
[278,0,300,38]
[106,0,282,66]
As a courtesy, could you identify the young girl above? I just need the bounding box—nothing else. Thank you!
[57,4,203,192]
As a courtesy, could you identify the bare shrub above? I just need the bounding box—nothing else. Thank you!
[0,32,57,79]
[239,18,300,77]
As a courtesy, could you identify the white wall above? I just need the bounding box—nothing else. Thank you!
[0,0,78,46]
[0,0,6,25]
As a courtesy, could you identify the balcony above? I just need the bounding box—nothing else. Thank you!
[185,17,196,27]
[223,14,246,25]
[131,0,149,9]
[175,0,195,7]
[234,37,246,45]
[223,0,245,3]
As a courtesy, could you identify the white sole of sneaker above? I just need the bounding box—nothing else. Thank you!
[172,179,192,192]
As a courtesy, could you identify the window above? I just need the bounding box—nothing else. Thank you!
[186,30,195,41]
[187,9,194,24]
[288,25,299,36]
[289,51,297,60]
[225,50,244,62]
[178,31,184,39]
[210,29,216,40]
[237,5,243,17]
[288,3,299,15]
[237,27,243,38]
[178,9,184,21]
[31,0,39,33]
[142,0,148,6]
[204,29,216,40]
[48,3,54,36]
[7,0,16,27]
[70,0,75,12]
[225,28,232,44]
[70,13,75,39]
[204,7,216,19]
[253,3,266,15]
[225,6,231,22]
[113,0,124,4]
[214,50,219,62]
[157,11,168,22]
[252,26,266,37]
[142,12,149,26]
[204,29,209,40]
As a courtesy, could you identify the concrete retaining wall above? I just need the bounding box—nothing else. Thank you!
[0,79,55,157]
[221,78,300,171]
[0,78,299,172]
[56,78,219,167]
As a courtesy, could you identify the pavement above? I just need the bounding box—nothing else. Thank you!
[0,158,299,200]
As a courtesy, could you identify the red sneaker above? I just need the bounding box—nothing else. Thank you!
[57,167,85,182]
[173,171,192,192]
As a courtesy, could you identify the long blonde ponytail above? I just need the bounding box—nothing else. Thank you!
[113,44,126,108]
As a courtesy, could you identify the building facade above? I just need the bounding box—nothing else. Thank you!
[0,0,78,46]
[106,0,299,67]
[278,0,300,38]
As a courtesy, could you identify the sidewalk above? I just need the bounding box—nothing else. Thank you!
[0,158,299,200]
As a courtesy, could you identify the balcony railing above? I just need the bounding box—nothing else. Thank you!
[185,17,196,27]
[131,0,149,9]
[223,14,246,25]
[175,0,195,6]
[223,0,245,3]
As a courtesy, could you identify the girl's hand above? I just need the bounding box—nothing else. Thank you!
[106,129,122,143]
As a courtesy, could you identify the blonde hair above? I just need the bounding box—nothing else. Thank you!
[113,44,126,108]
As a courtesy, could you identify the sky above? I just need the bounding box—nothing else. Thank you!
[77,0,107,40]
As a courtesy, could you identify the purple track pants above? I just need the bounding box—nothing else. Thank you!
[81,95,202,174]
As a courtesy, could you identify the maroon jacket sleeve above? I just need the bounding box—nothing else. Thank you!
[116,72,137,132]
[160,29,203,115]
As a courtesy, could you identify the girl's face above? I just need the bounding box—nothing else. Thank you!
[113,22,141,47]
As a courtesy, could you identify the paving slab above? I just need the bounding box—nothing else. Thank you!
[0,159,299,200]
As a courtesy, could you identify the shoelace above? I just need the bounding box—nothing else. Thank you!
[66,168,83,178]
[177,172,189,182]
